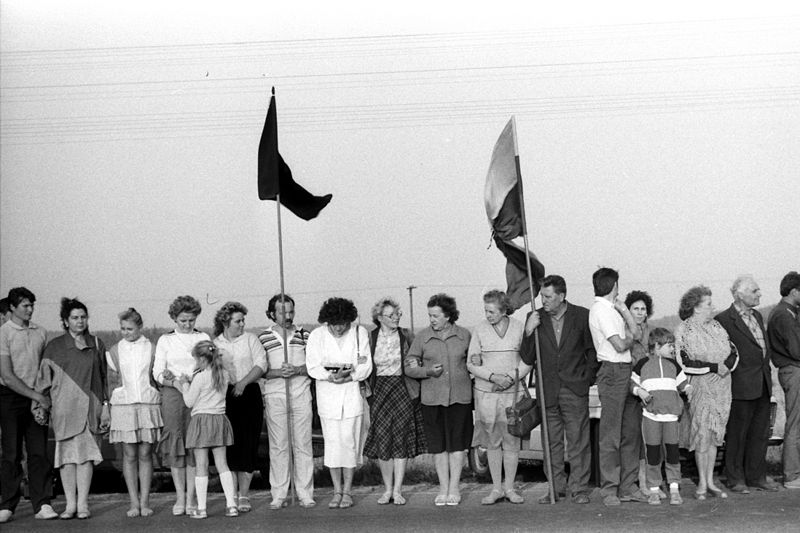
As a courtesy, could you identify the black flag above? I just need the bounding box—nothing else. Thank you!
[258,89,332,220]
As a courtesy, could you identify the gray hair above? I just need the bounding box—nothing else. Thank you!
[730,275,757,297]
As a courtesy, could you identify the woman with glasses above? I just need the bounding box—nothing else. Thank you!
[363,297,426,505]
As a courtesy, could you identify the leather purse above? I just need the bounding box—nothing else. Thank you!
[506,368,541,437]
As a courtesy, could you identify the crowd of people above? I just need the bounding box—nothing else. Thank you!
[0,268,798,522]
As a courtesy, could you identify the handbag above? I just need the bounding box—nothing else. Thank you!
[506,368,541,437]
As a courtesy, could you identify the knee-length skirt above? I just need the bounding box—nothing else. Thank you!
[55,424,102,468]
[157,387,195,467]
[225,382,264,471]
[364,376,427,460]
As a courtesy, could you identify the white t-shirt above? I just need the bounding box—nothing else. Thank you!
[589,297,631,363]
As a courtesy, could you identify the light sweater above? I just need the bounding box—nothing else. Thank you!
[179,368,228,416]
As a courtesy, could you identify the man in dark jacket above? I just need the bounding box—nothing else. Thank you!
[715,275,779,493]
[767,271,800,489]
[521,275,598,504]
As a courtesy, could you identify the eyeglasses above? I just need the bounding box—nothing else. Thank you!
[381,311,402,319]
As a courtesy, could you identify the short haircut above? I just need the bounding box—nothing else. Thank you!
[540,275,567,296]
[0,298,9,315]
[318,297,358,325]
[648,327,675,351]
[483,290,511,315]
[213,301,248,337]
[427,293,459,323]
[779,271,800,297]
[625,290,653,318]
[7,287,36,307]
[118,307,144,328]
[592,267,619,297]
[267,293,296,321]
[371,296,401,326]
[678,285,712,320]
[730,275,757,297]
[60,297,88,330]
[168,295,202,320]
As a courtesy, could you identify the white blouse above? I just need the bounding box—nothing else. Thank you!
[107,336,160,405]
[152,330,210,385]
[214,332,267,383]
[306,324,372,419]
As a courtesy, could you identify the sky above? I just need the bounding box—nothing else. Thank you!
[1,0,799,332]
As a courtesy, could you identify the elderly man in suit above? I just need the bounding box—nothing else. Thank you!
[521,275,599,504]
[715,275,779,493]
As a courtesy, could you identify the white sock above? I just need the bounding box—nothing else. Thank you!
[669,483,679,492]
[219,471,237,508]
[195,476,208,510]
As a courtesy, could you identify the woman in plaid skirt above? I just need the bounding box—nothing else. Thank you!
[363,297,427,505]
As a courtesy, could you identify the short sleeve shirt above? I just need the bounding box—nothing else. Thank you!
[0,320,47,388]
[589,297,631,363]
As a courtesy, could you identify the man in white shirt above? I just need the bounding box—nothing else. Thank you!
[588,268,646,507]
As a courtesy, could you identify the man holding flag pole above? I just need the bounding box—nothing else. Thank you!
[257,87,332,507]
[483,117,556,504]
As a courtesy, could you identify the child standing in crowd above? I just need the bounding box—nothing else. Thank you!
[177,341,237,519]
[107,308,162,517]
[631,328,692,505]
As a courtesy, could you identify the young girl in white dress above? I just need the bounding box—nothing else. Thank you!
[177,340,237,519]
[107,308,162,517]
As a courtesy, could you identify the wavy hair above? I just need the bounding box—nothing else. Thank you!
[213,301,248,337]
[192,340,227,393]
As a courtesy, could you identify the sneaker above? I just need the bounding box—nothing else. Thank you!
[35,504,59,520]
[669,491,683,505]
[0,510,13,523]
[648,492,661,505]
[784,478,800,489]
[603,495,621,507]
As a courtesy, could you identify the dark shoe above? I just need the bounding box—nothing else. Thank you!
[750,480,779,492]
[538,492,566,504]
[603,495,621,507]
[728,484,750,494]
[572,494,590,504]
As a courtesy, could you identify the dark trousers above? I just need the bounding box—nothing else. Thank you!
[724,390,771,487]
[596,362,641,497]
[544,385,591,496]
[0,387,52,513]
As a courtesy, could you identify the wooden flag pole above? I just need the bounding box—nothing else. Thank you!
[510,117,556,505]
[273,88,297,505]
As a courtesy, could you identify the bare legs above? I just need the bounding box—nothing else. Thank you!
[122,443,154,517]
[59,462,93,516]
[484,448,520,503]
[434,451,465,501]
[170,464,196,512]
[234,471,253,501]
[378,458,407,503]
[695,446,721,494]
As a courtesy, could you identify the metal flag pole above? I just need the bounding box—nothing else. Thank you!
[273,88,297,505]
[407,285,416,333]
[510,117,556,505]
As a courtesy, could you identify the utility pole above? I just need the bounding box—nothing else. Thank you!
[407,285,417,333]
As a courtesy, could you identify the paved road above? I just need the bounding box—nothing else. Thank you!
[4,479,799,532]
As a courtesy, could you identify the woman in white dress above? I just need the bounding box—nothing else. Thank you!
[306,297,372,510]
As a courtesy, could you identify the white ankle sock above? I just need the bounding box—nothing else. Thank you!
[195,476,208,510]
[219,471,236,507]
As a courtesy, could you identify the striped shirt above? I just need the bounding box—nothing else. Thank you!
[258,326,311,397]
[631,355,689,422]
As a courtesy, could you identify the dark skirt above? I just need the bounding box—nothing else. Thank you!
[420,402,474,454]
[157,387,195,467]
[225,382,264,472]
[364,376,427,460]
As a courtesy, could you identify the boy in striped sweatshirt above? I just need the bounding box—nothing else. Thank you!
[631,328,692,505]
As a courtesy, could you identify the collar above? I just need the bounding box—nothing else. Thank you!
[734,301,754,318]
[6,320,40,331]
[549,301,569,321]
[420,324,466,343]
[594,296,614,308]
[125,336,148,345]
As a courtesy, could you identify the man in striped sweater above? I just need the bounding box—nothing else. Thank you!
[631,328,692,505]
